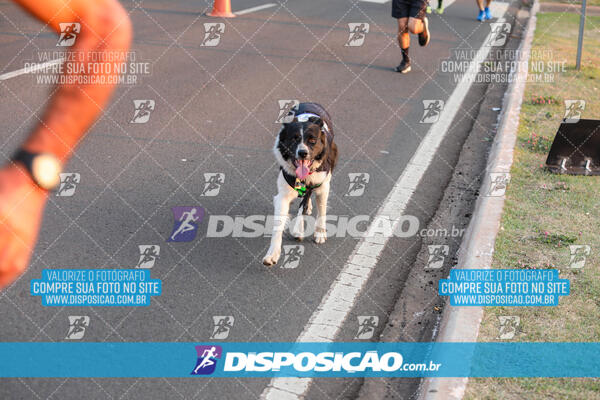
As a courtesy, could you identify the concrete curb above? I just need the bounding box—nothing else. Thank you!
[417,1,540,399]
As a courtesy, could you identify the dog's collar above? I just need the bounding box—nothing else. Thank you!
[281,168,322,197]
[282,168,322,214]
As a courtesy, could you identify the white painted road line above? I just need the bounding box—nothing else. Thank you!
[260,2,510,399]
[0,57,64,81]
[441,0,458,8]
[236,3,278,15]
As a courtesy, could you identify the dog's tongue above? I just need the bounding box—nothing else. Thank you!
[296,160,310,180]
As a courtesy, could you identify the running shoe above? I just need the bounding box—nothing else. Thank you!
[418,17,430,46]
[477,10,485,21]
[395,59,411,73]
[484,6,492,20]
[436,6,444,14]
[426,5,432,13]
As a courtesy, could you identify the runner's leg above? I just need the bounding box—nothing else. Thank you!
[392,0,411,73]
[437,0,444,14]
[408,1,429,48]
[408,17,424,34]
[484,0,493,19]
[396,17,412,73]
[476,0,486,20]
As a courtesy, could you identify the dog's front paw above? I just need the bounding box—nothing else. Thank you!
[314,227,327,244]
[262,249,281,266]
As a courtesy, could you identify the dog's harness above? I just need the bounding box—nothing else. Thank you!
[281,168,323,215]
[280,112,333,214]
[281,168,322,197]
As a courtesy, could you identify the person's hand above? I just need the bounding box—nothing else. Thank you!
[0,163,48,289]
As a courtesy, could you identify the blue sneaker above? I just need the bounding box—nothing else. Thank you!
[484,7,492,20]
[477,10,485,21]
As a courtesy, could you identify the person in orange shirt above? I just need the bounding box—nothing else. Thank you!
[0,0,132,289]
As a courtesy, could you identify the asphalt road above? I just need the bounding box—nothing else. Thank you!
[0,0,514,398]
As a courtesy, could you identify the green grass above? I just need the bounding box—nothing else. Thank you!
[464,13,600,400]
[541,0,600,8]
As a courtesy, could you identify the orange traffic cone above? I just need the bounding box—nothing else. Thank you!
[206,0,236,18]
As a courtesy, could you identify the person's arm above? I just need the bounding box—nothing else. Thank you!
[0,0,132,289]
[16,0,132,161]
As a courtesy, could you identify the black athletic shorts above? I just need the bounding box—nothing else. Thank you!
[391,0,428,19]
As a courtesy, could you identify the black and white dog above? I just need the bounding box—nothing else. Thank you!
[263,102,338,266]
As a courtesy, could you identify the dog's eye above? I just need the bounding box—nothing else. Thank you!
[308,138,317,145]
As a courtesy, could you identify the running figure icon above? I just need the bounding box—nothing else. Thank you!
[171,209,199,240]
[201,23,224,46]
[201,173,224,196]
[168,206,204,242]
[56,173,80,197]
[355,316,379,339]
[130,100,155,123]
[193,346,218,373]
[420,100,444,123]
[57,23,79,46]
[345,23,370,46]
[191,345,223,375]
[210,316,234,339]
[137,245,159,268]
[345,173,370,196]
[65,316,90,340]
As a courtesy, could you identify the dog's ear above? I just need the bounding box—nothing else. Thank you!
[327,141,338,171]
[308,116,324,128]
